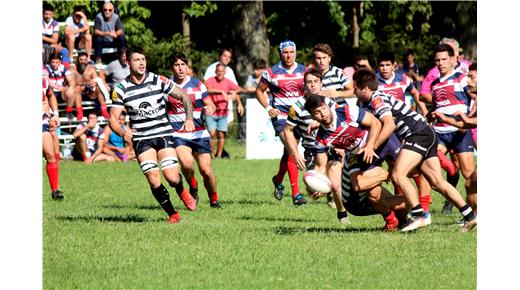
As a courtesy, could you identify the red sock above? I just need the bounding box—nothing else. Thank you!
[76,106,84,120]
[209,192,219,203]
[287,155,300,197]
[383,210,396,223]
[82,153,89,162]
[189,176,198,189]
[65,106,73,113]
[419,194,431,212]
[55,152,61,162]
[437,151,456,176]
[101,104,109,119]
[275,156,288,184]
[46,161,59,191]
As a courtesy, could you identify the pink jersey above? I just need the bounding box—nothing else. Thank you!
[43,63,72,93]
[431,71,471,133]
[376,72,414,101]
[205,76,239,117]
[420,60,471,95]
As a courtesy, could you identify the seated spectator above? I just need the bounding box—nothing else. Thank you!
[98,48,129,91]
[94,1,126,64]
[204,63,244,158]
[43,53,78,120]
[65,5,92,61]
[102,110,135,162]
[73,52,111,119]
[42,4,70,66]
[72,111,115,163]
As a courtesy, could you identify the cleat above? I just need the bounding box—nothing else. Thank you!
[339,216,351,225]
[209,201,222,209]
[51,190,64,200]
[167,212,181,224]
[442,200,453,215]
[326,193,336,208]
[400,216,429,232]
[292,193,307,206]
[424,211,432,225]
[456,218,465,227]
[179,189,197,211]
[383,216,399,231]
[190,187,199,206]
[461,218,477,233]
[272,176,284,200]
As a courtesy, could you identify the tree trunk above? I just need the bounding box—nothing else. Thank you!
[352,4,359,48]
[182,11,191,56]
[232,1,270,85]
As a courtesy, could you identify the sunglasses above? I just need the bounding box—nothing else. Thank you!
[103,9,113,12]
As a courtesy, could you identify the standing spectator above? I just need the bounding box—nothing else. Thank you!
[255,40,307,205]
[73,52,111,119]
[402,49,424,90]
[99,48,130,91]
[43,53,77,120]
[205,63,244,158]
[72,111,115,163]
[102,110,135,162]
[240,59,267,143]
[94,1,126,64]
[65,6,92,61]
[109,47,196,223]
[42,4,70,66]
[167,52,221,208]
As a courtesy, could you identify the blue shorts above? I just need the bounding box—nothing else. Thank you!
[42,123,50,133]
[206,115,228,132]
[133,136,176,156]
[271,117,287,136]
[173,137,211,154]
[436,130,475,153]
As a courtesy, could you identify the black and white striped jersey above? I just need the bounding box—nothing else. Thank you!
[361,91,428,140]
[111,72,175,141]
[286,96,336,149]
[322,65,353,107]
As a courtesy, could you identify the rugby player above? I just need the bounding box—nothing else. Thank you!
[109,47,195,224]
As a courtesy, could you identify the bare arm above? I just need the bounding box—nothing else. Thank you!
[169,86,194,131]
[373,114,395,150]
[358,111,382,164]
[410,87,428,117]
[256,82,279,118]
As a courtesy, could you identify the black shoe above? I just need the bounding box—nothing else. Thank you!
[292,193,307,206]
[442,200,453,215]
[210,201,222,209]
[190,187,199,206]
[221,149,230,159]
[51,190,64,200]
[272,176,284,200]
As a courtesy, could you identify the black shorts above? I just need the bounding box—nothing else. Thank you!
[133,136,176,156]
[402,126,437,159]
[342,190,378,216]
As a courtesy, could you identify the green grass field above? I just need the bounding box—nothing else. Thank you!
[43,141,476,289]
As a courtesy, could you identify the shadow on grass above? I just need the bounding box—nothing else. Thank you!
[224,199,278,206]
[102,204,159,211]
[240,215,318,223]
[273,226,382,235]
[55,214,160,223]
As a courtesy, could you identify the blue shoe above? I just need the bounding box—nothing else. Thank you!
[292,193,307,206]
[272,176,284,200]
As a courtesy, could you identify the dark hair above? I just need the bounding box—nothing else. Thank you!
[353,55,370,69]
[469,63,477,71]
[304,68,322,82]
[48,52,61,62]
[313,43,333,58]
[170,52,189,67]
[126,47,145,61]
[433,44,454,57]
[377,51,395,64]
[43,3,54,12]
[304,94,326,113]
[405,49,415,57]
[253,59,267,70]
[353,69,379,91]
[219,48,232,57]
[73,5,85,14]
[76,51,88,59]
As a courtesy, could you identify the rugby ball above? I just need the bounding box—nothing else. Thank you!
[303,170,332,194]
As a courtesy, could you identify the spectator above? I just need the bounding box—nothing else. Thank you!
[94,1,126,64]
[65,5,93,61]
[240,58,267,143]
[43,53,78,120]
[402,49,424,90]
[42,4,70,66]
[73,52,110,119]
[205,63,244,158]
[102,110,135,162]
[72,111,115,163]
[343,55,372,81]
[99,48,130,91]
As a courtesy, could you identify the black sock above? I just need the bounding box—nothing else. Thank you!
[170,175,184,197]
[447,171,460,188]
[459,204,476,221]
[151,184,175,216]
[410,205,425,217]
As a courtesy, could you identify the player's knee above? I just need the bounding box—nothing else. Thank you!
[160,156,179,171]
[140,160,159,174]
[199,165,213,179]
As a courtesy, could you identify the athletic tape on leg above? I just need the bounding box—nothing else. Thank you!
[160,156,179,170]
[140,160,159,174]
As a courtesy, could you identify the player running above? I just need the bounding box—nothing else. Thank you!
[109,47,195,224]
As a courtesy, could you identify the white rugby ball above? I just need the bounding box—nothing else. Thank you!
[303,170,332,194]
